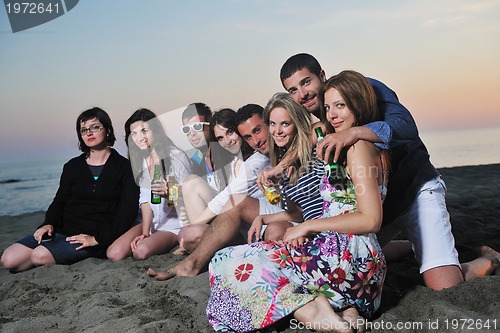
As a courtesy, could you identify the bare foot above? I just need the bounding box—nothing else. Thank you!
[146,259,200,281]
[172,246,190,256]
[294,295,353,332]
[462,245,500,281]
[147,268,175,281]
[479,246,500,266]
[338,307,366,333]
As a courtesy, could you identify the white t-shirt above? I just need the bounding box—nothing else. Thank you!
[207,151,276,215]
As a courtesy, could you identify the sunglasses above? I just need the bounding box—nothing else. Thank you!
[181,122,209,135]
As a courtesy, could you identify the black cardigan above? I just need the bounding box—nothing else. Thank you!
[40,149,139,258]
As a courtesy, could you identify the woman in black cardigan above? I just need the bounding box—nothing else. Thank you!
[1,107,139,272]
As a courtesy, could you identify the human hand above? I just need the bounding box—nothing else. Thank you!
[317,129,358,163]
[66,234,98,250]
[257,166,289,192]
[151,179,167,198]
[131,234,148,252]
[33,225,54,244]
[282,224,309,244]
[283,236,309,249]
[247,215,265,243]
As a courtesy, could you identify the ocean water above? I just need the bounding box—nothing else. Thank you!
[0,127,499,217]
[420,126,500,169]
[0,159,65,217]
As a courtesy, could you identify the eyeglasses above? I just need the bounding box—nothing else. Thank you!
[181,122,209,135]
[80,124,103,135]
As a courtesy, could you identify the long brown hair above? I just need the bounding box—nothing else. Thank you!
[319,70,379,134]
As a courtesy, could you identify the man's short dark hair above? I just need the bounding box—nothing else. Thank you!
[280,53,322,85]
[181,102,212,123]
[235,104,263,126]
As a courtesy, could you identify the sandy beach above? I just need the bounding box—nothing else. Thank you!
[1,164,499,333]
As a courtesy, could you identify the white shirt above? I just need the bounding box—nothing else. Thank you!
[207,151,270,215]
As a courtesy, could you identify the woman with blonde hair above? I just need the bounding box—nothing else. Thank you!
[264,92,312,185]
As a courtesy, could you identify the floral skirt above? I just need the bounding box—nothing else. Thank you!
[206,230,386,332]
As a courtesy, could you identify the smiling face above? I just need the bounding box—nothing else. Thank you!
[269,107,296,149]
[323,87,356,132]
[80,117,106,149]
[213,123,242,155]
[237,114,269,155]
[283,67,325,114]
[129,120,153,150]
[183,115,210,150]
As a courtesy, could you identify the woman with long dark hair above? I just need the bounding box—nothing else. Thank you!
[106,108,192,261]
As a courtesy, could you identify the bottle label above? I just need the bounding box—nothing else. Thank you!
[168,185,178,207]
[264,185,281,205]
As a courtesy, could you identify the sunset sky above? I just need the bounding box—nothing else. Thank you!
[1,0,499,163]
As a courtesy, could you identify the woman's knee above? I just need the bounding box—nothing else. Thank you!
[181,174,201,194]
[180,226,205,244]
[30,247,55,266]
[1,250,17,270]
[1,244,31,270]
[132,243,152,261]
[106,244,128,262]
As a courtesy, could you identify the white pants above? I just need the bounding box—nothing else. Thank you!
[378,177,460,273]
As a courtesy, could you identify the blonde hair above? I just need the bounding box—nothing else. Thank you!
[263,92,312,184]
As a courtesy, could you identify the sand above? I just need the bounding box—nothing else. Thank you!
[1,164,499,333]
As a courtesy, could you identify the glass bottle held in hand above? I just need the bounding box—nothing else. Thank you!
[254,168,281,205]
[263,183,281,205]
[151,164,162,204]
[315,127,348,190]
[166,165,178,207]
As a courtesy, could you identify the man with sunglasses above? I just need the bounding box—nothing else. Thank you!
[181,103,225,193]
[148,104,292,281]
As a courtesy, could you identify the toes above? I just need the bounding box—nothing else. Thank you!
[147,268,158,277]
[155,271,172,281]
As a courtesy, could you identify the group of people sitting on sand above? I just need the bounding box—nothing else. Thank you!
[2,53,499,333]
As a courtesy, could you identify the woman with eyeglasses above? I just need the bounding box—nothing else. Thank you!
[1,108,139,272]
[106,108,192,261]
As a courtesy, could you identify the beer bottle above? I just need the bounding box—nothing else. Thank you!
[151,164,162,204]
[263,184,281,205]
[166,165,179,207]
[253,168,281,205]
[314,126,324,143]
[314,127,347,189]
